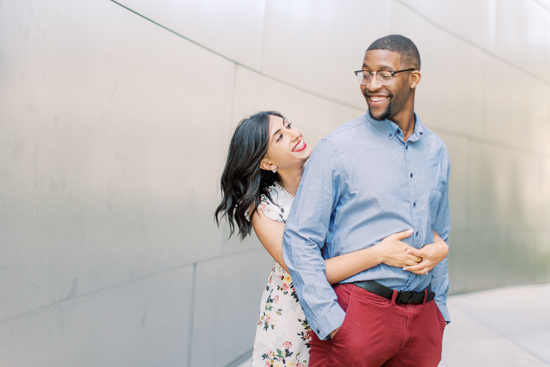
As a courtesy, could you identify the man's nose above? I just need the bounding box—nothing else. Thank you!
[366,73,383,90]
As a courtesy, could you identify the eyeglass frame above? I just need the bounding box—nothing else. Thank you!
[354,68,417,85]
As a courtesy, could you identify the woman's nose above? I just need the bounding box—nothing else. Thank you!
[289,128,301,140]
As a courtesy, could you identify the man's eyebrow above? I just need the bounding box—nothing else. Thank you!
[362,63,394,70]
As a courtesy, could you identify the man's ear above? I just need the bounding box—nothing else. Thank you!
[260,158,276,171]
[410,70,421,89]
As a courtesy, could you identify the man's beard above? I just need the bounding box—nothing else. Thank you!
[368,104,391,121]
[366,94,393,121]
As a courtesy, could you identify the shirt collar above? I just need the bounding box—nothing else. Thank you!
[364,112,424,142]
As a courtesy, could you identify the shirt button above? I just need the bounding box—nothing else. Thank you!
[416,231,419,236]
[389,134,393,138]
[406,146,409,150]
[413,202,416,207]
[410,173,413,178]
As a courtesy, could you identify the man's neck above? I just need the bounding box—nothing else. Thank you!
[390,110,416,142]
[277,167,304,197]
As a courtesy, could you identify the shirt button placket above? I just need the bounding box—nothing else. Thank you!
[406,144,418,247]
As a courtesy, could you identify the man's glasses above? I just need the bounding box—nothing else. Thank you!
[354,68,416,86]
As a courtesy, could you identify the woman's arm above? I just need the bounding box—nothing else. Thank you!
[251,209,422,284]
[402,231,449,274]
[324,229,421,284]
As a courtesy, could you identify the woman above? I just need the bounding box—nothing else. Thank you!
[215,111,448,367]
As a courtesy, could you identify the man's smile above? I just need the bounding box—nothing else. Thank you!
[368,95,390,104]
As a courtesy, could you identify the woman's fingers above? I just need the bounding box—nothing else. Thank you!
[407,268,428,275]
[403,261,434,273]
[404,259,420,266]
[394,229,414,240]
[406,247,422,257]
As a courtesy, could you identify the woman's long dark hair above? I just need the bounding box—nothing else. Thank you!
[215,111,284,240]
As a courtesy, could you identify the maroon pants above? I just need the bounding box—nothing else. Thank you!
[309,283,446,367]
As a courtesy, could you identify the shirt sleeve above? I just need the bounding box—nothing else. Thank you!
[430,144,451,322]
[282,139,346,340]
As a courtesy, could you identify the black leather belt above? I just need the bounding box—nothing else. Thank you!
[353,280,435,304]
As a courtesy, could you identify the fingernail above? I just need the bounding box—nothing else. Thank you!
[406,249,411,253]
[408,229,414,233]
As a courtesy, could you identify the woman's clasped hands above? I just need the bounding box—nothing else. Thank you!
[374,229,449,275]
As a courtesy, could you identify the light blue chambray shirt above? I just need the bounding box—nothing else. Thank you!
[282,112,450,340]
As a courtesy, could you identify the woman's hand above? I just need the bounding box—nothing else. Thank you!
[403,232,448,275]
[374,229,422,267]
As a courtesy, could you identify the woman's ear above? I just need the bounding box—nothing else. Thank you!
[260,158,276,172]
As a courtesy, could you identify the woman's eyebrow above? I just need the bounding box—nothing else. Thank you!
[272,128,282,140]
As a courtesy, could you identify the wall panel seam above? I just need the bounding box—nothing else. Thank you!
[258,0,269,73]
[428,126,550,159]
[110,0,549,153]
[108,0,366,111]
[0,248,265,324]
[393,0,550,87]
[187,263,197,367]
[533,0,550,13]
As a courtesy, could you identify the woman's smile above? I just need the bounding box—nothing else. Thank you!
[292,139,307,152]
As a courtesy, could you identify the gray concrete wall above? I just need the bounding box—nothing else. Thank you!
[0,0,548,366]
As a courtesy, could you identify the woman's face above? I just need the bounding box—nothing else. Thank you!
[262,115,312,172]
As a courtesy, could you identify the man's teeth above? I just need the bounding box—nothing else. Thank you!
[370,96,388,102]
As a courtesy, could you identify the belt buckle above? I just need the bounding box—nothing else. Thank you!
[396,291,413,304]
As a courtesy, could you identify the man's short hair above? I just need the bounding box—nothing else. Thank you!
[367,34,421,70]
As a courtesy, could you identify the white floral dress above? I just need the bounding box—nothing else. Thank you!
[251,183,312,367]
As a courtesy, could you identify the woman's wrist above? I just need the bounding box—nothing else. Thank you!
[366,244,384,265]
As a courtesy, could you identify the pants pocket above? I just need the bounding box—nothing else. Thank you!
[329,287,355,343]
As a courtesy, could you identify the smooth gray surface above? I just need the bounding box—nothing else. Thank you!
[1,1,549,366]
[191,250,274,367]
[116,0,268,70]
[0,267,193,367]
[0,0,234,321]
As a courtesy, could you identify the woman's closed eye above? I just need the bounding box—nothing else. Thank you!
[276,123,293,142]
[274,121,293,142]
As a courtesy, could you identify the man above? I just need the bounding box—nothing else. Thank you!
[283,34,450,366]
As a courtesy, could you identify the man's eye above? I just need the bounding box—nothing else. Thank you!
[379,72,393,80]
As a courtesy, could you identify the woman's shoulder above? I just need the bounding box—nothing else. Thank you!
[258,183,293,223]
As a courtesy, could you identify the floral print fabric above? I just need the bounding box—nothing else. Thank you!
[251,262,312,367]
[257,184,294,223]
[251,184,311,367]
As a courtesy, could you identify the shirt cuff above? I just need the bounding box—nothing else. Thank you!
[435,301,450,323]
[432,273,450,322]
[308,304,346,341]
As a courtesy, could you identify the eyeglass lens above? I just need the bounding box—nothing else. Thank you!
[356,71,394,85]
